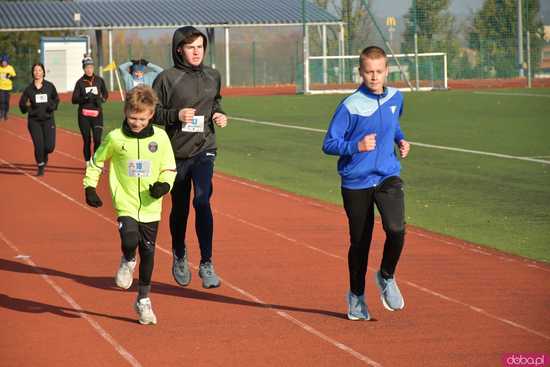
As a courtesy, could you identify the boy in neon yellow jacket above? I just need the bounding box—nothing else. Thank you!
[83,85,176,325]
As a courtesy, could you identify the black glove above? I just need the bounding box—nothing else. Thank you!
[85,187,103,207]
[139,58,149,66]
[149,182,170,199]
[131,59,139,65]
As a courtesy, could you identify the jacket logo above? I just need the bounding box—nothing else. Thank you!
[121,144,127,152]
[390,106,397,114]
[148,142,158,153]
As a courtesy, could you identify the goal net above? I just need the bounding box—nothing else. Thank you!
[305,52,448,94]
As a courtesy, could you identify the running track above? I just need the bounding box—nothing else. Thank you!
[0,116,548,367]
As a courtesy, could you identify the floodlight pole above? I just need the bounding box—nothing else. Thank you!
[362,0,413,90]
[517,0,524,77]
[322,24,328,84]
[413,0,420,91]
[224,27,230,87]
[302,0,310,93]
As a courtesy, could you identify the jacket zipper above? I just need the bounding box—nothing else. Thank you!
[374,95,383,180]
[137,138,142,221]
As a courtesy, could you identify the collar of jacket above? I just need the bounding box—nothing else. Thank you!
[359,84,388,98]
[122,119,154,139]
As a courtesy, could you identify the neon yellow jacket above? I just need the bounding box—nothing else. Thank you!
[0,65,16,91]
[84,123,176,223]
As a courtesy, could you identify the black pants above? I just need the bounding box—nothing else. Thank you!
[118,216,159,288]
[78,112,103,161]
[342,176,406,296]
[27,119,56,165]
[170,151,215,263]
[0,90,10,118]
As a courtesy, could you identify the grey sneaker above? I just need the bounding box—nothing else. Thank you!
[134,297,157,325]
[198,261,221,289]
[115,255,136,289]
[172,252,191,287]
[347,291,370,320]
[375,271,405,311]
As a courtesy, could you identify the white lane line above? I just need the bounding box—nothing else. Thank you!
[214,210,550,341]
[2,123,548,272]
[0,157,382,366]
[473,91,550,98]
[214,174,550,273]
[0,231,142,367]
[229,116,550,165]
[3,127,550,340]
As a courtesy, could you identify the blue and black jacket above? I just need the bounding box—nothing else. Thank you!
[322,85,405,190]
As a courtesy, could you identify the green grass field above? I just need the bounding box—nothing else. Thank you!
[13,89,550,262]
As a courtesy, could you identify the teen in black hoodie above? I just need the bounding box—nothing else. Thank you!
[72,56,108,165]
[19,63,59,176]
[153,26,228,289]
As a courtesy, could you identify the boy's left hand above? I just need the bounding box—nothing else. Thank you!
[213,113,227,128]
[149,182,171,199]
[399,139,410,158]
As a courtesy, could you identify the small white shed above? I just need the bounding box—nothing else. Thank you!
[40,37,88,93]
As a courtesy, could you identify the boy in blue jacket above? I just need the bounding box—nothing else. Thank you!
[322,46,411,321]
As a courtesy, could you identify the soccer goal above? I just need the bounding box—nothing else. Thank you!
[305,52,448,94]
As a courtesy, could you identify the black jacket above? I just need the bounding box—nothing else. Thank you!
[153,26,224,160]
[71,74,108,110]
[19,80,59,122]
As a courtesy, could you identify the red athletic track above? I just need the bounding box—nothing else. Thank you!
[0,116,548,367]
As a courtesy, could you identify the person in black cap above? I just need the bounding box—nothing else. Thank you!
[18,63,59,176]
[153,26,228,290]
[72,55,108,166]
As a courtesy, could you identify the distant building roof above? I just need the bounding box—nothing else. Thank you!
[0,0,342,32]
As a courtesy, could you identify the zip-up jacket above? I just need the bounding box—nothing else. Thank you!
[19,80,59,122]
[119,61,163,91]
[153,26,224,160]
[0,64,16,91]
[71,74,108,111]
[83,122,176,223]
[322,85,405,190]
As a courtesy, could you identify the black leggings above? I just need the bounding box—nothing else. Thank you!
[78,112,103,161]
[170,151,215,263]
[0,90,10,116]
[342,176,406,296]
[28,119,56,165]
[118,217,159,288]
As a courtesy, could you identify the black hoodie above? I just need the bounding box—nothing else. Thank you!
[152,26,224,160]
[19,79,59,122]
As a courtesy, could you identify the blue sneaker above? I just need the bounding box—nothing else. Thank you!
[347,291,370,320]
[375,271,405,311]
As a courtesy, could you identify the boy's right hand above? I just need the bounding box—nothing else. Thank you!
[85,187,103,208]
[178,108,196,124]
[357,133,376,152]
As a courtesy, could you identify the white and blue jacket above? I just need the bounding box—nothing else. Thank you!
[322,85,405,190]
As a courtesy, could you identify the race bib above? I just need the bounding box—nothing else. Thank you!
[132,79,144,87]
[85,86,98,95]
[35,94,48,103]
[181,115,205,133]
[127,160,151,177]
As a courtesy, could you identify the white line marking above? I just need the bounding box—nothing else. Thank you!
[3,123,548,272]
[473,91,550,98]
[3,126,550,340]
[0,231,142,367]
[229,116,550,165]
[0,157,382,366]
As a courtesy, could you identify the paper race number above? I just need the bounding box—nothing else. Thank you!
[182,115,205,133]
[35,94,48,103]
[127,160,152,177]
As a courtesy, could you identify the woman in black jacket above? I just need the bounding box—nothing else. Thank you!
[71,56,108,165]
[19,63,59,176]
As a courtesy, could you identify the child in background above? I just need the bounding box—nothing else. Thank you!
[83,85,176,325]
